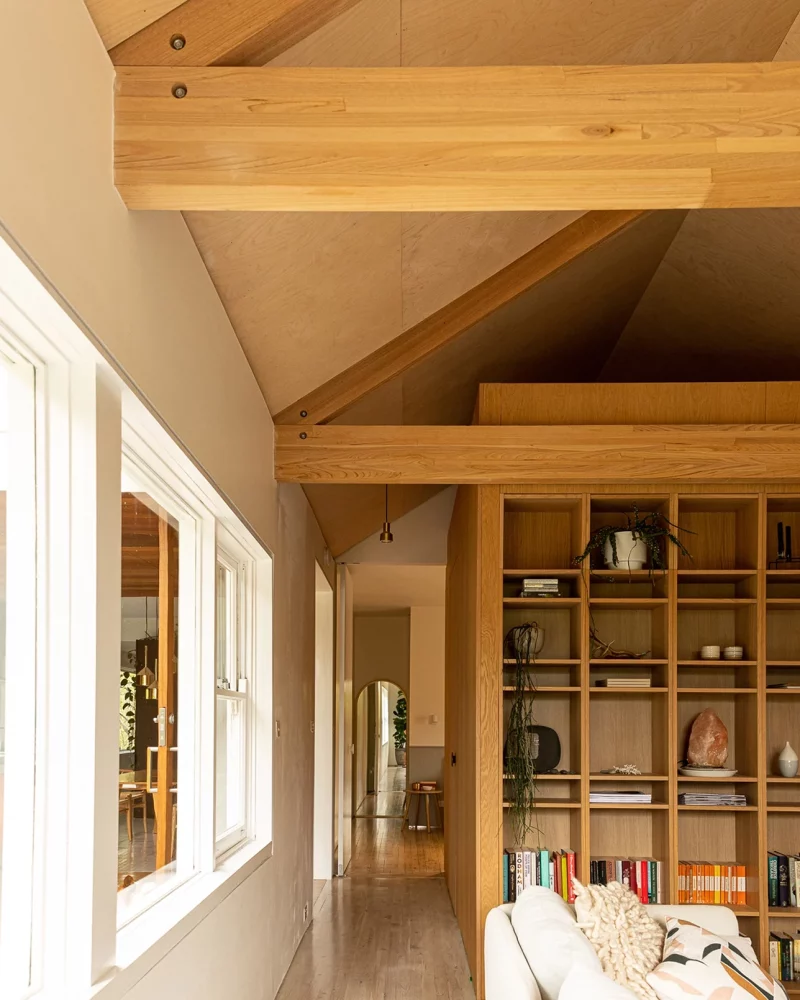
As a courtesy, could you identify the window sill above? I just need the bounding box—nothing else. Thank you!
[90,839,273,1000]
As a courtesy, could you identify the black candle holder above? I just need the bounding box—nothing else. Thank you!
[769,556,800,569]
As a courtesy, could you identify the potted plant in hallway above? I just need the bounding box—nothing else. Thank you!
[393,694,407,767]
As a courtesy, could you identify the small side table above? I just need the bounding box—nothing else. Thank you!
[403,788,442,832]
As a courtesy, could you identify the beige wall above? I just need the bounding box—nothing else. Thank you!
[409,607,446,748]
[0,1,332,997]
[353,613,410,698]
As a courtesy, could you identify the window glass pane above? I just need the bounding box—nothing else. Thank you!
[216,563,230,688]
[215,696,245,843]
[118,488,180,902]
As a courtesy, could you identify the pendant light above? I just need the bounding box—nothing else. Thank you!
[380,484,393,544]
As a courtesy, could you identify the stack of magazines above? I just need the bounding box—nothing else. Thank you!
[678,792,747,806]
[589,790,652,804]
[521,578,560,597]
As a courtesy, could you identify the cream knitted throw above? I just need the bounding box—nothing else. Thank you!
[573,880,664,1000]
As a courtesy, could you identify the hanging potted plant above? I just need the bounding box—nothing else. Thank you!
[504,622,547,845]
[574,505,692,572]
[393,694,408,767]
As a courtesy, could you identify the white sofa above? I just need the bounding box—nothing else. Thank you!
[485,899,740,1000]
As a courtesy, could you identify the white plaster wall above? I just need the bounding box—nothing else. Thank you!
[0,1,332,996]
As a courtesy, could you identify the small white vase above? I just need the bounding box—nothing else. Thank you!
[603,531,648,570]
[779,741,799,778]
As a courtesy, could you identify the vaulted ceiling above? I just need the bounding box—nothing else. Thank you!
[85,0,800,554]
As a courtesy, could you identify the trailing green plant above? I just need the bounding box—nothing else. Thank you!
[393,694,407,751]
[119,669,136,751]
[504,622,545,846]
[574,504,692,574]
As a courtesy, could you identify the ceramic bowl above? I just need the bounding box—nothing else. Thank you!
[700,645,721,659]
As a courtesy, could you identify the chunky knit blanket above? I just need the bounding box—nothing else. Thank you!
[573,879,665,1000]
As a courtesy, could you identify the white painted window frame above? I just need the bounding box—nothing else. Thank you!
[214,533,256,858]
[0,238,274,1000]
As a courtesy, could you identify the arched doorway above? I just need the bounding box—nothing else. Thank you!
[355,681,406,818]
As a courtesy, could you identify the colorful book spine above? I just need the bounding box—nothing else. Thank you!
[507,852,517,903]
[567,851,577,904]
[779,854,791,907]
[769,853,779,907]
[540,849,550,890]
[503,852,509,902]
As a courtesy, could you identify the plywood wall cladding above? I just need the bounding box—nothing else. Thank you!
[604,209,800,381]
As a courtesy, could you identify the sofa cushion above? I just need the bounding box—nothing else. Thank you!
[574,879,664,1000]
[560,966,640,999]
[646,917,788,1000]
[510,887,601,1000]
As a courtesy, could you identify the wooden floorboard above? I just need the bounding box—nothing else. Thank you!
[276,876,474,1000]
[349,817,444,878]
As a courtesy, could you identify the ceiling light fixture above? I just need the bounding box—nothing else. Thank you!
[380,484,393,544]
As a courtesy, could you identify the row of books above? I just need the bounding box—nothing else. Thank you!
[677,861,747,905]
[502,848,577,904]
[595,677,651,688]
[768,852,800,907]
[770,933,800,982]
[590,857,664,905]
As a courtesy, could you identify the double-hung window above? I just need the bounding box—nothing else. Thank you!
[0,241,274,999]
[215,537,252,857]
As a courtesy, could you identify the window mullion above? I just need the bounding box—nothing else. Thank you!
[63,366,122,991]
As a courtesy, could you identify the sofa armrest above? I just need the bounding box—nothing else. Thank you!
[484,905,541,1000]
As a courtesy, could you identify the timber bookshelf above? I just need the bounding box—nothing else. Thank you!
[447,484,800,997]
[435,381,800,998]
[496,489,800,990]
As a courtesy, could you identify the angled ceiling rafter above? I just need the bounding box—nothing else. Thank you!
[108,0,363,65]
[274,210,649,427]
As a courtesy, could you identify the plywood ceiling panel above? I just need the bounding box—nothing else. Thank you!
[603,209,800,382]
[267,0,400,66]
[776,11,800,59]
[303,482,443,556]
[400,211,583,329]
[184,211,403,413]
[84,0,185,49]
[339,211,686,425]
[402,0,800,66]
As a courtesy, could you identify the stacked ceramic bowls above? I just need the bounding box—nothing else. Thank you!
[722,646,744,660]
[700,645,721,660]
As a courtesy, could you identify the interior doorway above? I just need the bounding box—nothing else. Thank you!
[313,563,335,885]
[355,682,407,818]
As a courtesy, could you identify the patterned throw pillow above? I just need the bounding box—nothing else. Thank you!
[573,879,664,1000]
[646,917,788,1000]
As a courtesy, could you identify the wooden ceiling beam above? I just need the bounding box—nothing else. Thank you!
[109,0,362,66]
[273,210,646,426]
[115,63,800,211]
[275,423,800,484]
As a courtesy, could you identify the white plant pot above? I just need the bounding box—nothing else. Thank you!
[603,531,648,570]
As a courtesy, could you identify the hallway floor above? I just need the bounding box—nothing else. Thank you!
[349,817,444,877]
[275,875,474,999]
[355,764,406,818]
